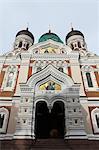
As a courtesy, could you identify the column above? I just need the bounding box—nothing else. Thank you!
[31,103,36,139]
[15,53,31,96]
[70,58,86,96]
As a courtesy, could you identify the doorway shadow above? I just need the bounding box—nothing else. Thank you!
[35,101,65,139]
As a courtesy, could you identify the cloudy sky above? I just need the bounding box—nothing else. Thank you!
[0,0,99,55]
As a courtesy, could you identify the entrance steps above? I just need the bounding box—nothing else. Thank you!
[1,139,99,150]
[30,139,99,150]
[31,139,70,150]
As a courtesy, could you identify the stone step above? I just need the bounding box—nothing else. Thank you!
[32,139,68,149]
[1,139,99,150]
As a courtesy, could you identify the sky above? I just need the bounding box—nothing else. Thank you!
[0,0,99,55]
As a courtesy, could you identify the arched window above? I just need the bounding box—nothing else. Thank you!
[1,65,18,91]
[0,114,4,128]
[44,49,49,53]
[58,67,63,72]
[91,108,99,133]
[86,72,93,87]
[71,43,74,50]
[19,41,22,48]
[26,43,29,50]
[0,107,9,133]
[81,65,98,90]
[78,41,81,48]
[95,114,99,128]
[37,67,42,72]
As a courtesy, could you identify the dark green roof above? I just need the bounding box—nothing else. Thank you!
[38,31,63,43]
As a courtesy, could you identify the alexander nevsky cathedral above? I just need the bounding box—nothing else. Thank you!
[0,27,99,150]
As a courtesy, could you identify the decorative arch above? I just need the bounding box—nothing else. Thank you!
[91,108,99,133]
[27,64,74,91]
[81,65,98,90]
[35,98,65,138]
[34,98,49,107]
[35,101,49,114]
[51,97,66,107]
[1,65,18,91]
[0,107,9,133]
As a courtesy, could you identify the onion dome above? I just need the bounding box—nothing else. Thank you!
[16,28,34,43]
[65,28,84,43]
[38,30,63,43]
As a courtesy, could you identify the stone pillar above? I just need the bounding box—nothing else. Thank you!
[70,57,85,96]
[64,104,69,138]
[48,104,53,113]
[31,103,36,139]
[31,89,36,139]
[64,90,87,139]
[15,53,31,96]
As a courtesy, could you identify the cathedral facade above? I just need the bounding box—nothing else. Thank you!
[0,27,99,143]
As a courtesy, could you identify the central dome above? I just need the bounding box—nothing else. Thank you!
[38,30,63,43]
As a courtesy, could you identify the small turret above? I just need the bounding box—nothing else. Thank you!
[65,27,87,51]
[14,28,34,51]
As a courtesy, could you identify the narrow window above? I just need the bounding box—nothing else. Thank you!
[19,41,22,48]
[78,41,81,48]
[25,98,28,102]
[24,109,27,112]
[23,119,26,124]
[37,67,42,72]
[86,72,93,87]
[95,114,99,128]
[0,108,9,133]
[71,43,74,50]
[58,67,63,72]
[26,43,29,50]
[75,119,78,124]
[44,49,49,53]
[0,114,4,128]
[75,44,77,47]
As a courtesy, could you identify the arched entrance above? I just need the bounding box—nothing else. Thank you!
[35,101,65,139]
[50,101,65,138]
[35,101,49,138]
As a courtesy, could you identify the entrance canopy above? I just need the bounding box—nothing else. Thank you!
[20,64,80,98]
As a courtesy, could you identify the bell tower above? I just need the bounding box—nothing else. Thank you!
[13,28,34,51]
[65,27,87,52]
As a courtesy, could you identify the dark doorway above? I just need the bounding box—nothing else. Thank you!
[35,101,65,139]
[35,101,49,138]
[50,101,65,138]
